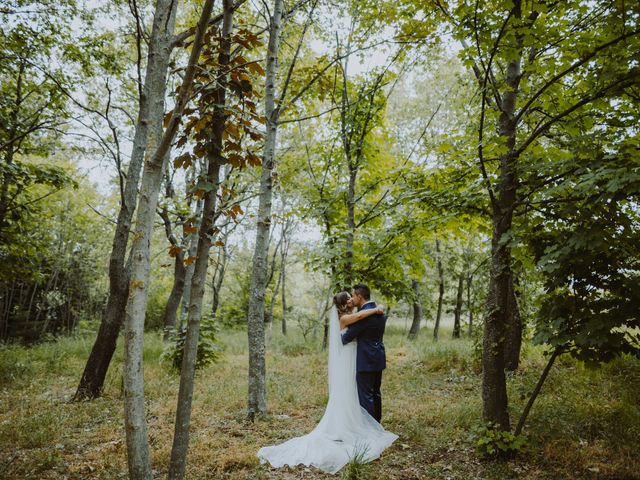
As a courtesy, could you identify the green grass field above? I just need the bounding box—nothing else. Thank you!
[1,325,639,479]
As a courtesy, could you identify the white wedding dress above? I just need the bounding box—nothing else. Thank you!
[257,305,398,474]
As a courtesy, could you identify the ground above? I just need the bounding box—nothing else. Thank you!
[1,323,639,479]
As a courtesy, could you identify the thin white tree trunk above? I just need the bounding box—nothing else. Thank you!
[122,0,217,477]
[247,0,284,420]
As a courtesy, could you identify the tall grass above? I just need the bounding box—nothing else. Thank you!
[0,323,639,479]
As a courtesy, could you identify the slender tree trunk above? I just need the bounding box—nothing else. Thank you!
[163,254,186,337]
[504,273,522,371]
[74,0,178,401]
[211,243,228,319]
[167,2,230,473]
[246,0,284,421]
[453,273,463,338]
[265,224,284,327]
[514,348,562,436]
[482,1,523,430]
[467,274,473,336]
[180,197,203,329]
[267,259,282,329]
[280,233,289,335]
[168,162,223,479]
[123,0,215,476]
[434,237,444,341]
[167,161,221,478]
[344,165,356,286]
[159,205,187,338]
[408,279,422,339]
[160,150,201,338]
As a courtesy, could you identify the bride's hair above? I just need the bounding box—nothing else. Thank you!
[332,291,351,315]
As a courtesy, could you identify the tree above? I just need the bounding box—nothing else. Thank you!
[122,0,216,476]
[168,1,235,476]
[246,0,285,421]
[246,0,319,419]
[447,0,640,431]
[75,0,179,400]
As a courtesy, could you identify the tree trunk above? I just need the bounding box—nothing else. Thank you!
[161,164,200,338]
[267,258,282,329]
[433,237,444,341]
[482,1,523,431]
[504,273,522,371]
[280,233,289,335]
[344,165,356,286]
[211,242,228,319]
[167,2,230,474]
[123,0,215,476]
[408,279,422,339]
[265,223,284,327]
[246,0,284,421]
[322,314,329,350]
[163,254,186,337]
[74,0,178,401]
[514,347,562,436]
[168,160,222,479]
[180,197,203,329]
[159,206,187,339]
[453,273,463,339]
[467,274,473,336]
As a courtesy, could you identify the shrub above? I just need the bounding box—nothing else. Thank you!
[470,423,526,458]
[161,314,223,371]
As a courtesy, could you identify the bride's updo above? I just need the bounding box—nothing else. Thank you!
[333,291,350,315]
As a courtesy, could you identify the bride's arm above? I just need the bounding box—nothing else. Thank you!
[339,306,384,330]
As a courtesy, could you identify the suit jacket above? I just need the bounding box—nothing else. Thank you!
[341,301,387,372]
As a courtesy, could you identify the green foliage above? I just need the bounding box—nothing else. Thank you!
[470,423,527,458]
[526,136,640,363]
[0,346,34,385]
[161,315,224,372]
[0,159,109,341]
[144,272,174,331]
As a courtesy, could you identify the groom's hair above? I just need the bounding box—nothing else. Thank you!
[352,284,370,300]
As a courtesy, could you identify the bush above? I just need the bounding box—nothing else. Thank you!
[161,314,224,371]
[470,423,526,458]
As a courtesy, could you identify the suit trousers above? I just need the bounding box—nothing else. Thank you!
[356,371,382,422]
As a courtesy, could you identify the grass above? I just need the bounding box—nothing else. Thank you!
[0,323,639,479]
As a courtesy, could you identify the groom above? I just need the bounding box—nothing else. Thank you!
[341,283,387,423]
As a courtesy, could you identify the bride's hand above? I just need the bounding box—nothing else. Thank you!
[375,306,384,314]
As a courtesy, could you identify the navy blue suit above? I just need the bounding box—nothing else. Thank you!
[341,301,387,422]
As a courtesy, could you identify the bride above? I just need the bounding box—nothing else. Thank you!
[257,291,398,474]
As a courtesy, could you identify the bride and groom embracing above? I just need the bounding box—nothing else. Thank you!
[258,284,398,474]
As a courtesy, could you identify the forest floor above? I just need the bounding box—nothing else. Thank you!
[1,324,639,480]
